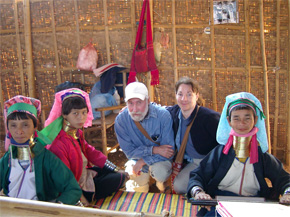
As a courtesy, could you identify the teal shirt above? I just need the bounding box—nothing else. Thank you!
[0,138,81,205]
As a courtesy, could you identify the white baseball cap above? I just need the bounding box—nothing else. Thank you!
[125,82,148,102]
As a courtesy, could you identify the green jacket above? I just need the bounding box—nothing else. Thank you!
[0,136,81,205]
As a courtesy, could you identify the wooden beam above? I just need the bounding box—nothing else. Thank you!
[103,0,111,63]
[74,0,81,51]
[259,0,271,153]
[287,0,290,166]
[23,0,36,97]
[147,0,154,101]
[1,66,284,75]
[0,69,3,113]
[130,0,136,43]
[244,0,251,92]
[172,0,178,85]
[210,0,217,111]
[273,0,281,157]
[0,196,161,217]
[1,23,289,35]
[50,0,61,84]
[14,0,25,95]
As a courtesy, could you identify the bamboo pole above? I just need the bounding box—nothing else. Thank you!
[74,0,81,51]
[0,71,3,113]
[73,0,83,83]
[244,0,251,92]
[172,0,178,85]
[23,0,36,97]
[103,0,111,63]
[273,0,281,157]
[259,0,271,153]
[2,65,283,74]
[1,22,288,35]
[14,0,25,95]
[50,0,61,84]
[147,0,154,101]
[210,0,217,111]
[287,0,290,166]
[130,0,136,43]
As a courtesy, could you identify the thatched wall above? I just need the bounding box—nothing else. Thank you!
[0,0,289,165]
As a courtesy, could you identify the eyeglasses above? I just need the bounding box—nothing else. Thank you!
[176,93,194,98]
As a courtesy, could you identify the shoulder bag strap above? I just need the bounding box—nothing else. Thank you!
[134,121,160,145]
[175,106,200,163]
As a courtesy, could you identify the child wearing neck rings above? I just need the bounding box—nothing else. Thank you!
[42,88,129,205]
[187,92,290,216]
[0,95,81,205]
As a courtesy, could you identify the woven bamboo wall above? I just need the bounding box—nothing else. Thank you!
[0,0,289,165]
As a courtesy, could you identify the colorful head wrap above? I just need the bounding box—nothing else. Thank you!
[3,95,41,151]
[216,92,268,153]
[44,88,93,127]
[41,88,93,143]
[227,98,266,120]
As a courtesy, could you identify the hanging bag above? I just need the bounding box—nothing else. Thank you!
[76,39,98,71]
[128,0,159,85]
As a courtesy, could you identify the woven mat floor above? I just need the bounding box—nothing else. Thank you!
[93,190,197,217]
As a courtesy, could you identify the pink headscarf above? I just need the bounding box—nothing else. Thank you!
[44,88,93,128]
[3,95,41,151]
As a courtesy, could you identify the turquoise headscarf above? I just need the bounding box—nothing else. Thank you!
[216,92,268,153]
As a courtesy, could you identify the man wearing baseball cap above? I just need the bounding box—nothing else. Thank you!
[115,82,175,193]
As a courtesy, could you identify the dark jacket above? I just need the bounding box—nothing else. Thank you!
[167,104,220,155]
[187,145,290,200]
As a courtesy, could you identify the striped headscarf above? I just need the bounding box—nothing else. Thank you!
[3,95,41,151]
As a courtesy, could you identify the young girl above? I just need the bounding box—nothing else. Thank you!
[0,95,81,205]
[187,92,290,216]
[42,88,128,204]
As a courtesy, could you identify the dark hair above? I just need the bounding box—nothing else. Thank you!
[228,105,256,121]
[62,96,88,115]
[7,112,38,128]
[175,76,205,106]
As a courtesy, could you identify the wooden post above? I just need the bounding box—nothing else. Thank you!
[130,0,136,43]
[244,0,251,92]
[147,0,154,101]
[172,0,178,85]
[210,0,217,111]
[73,0,82,82]
[273,0,281,157]
[74,0,81,51]
[50,0,61,84]
[23,0,36,97]
[0,72,3,113]
[259,0,271,153]
[14,0,25,95]
[287,0,290,166]
[103,0,111,63]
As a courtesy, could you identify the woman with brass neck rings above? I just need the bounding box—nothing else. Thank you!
[0,95,81,205]
[42,88,128,205]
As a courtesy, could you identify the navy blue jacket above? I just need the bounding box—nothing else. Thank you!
[187,145,290,200]
[167,104,220,156]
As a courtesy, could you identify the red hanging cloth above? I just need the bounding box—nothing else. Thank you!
[127,0,159,86]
